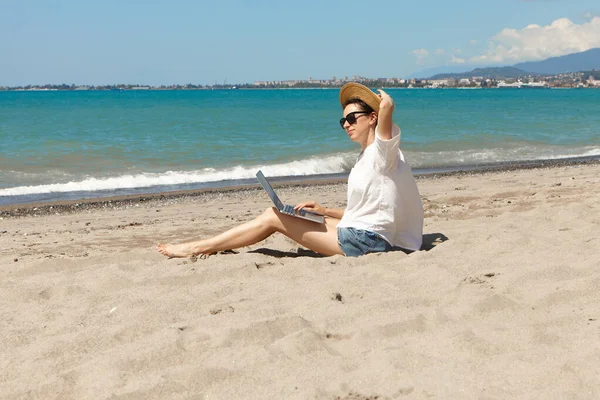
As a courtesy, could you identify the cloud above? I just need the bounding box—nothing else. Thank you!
[412,16,600,67]
[470,17,600,63]
[451,55,466,64]
[411,49,430,65]
[412,48,461,67]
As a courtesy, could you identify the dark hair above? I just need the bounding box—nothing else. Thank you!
[343,98,377,125]
[342,98,374,114]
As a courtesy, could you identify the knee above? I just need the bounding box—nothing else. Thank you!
[257,207,280,228]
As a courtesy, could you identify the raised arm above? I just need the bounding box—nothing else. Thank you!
[376,89,395,140]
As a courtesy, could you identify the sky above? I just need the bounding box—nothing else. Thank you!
[1,0,600,86]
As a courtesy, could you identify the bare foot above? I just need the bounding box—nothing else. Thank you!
[156,242,199,258]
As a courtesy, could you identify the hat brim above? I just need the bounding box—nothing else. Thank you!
[339,82,381,114]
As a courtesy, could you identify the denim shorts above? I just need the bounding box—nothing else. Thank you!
[337,227,407,257]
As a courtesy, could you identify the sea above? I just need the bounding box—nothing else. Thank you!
[1,88,599,205]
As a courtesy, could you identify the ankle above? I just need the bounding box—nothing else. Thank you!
[192,242,211,255]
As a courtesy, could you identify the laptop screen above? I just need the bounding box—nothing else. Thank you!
[256,170,284,210]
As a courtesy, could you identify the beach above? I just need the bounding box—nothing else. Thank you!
[1,161,600,399]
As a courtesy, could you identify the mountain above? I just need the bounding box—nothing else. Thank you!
[407,65,483,79]
[514,48,600,74]
[429,67,529,80]
[419,48,600,79]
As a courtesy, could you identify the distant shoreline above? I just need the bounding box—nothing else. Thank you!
[2,87,600,92]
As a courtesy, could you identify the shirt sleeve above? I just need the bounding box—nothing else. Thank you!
[373,123,401,172]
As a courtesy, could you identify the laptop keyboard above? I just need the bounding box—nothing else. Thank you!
[283,204,305,216]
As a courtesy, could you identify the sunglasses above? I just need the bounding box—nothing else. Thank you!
[339,111,369,128]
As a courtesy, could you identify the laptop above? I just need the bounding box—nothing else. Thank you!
[256,170,325,223]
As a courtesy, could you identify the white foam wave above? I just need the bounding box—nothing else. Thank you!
[2,146,599,198]
[0,153,356,197]
[407,146,600,168]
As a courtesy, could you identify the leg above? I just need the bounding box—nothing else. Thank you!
[157,207,343,258]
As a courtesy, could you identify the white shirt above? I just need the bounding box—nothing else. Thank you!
[337,124,424,251]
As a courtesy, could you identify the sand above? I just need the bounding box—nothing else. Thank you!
[1,162,599,399]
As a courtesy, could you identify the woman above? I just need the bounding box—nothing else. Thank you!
[157,82,423,258]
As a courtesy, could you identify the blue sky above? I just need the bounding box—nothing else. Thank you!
[1,0,599,86]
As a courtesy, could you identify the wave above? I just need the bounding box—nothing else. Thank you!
[0,153,357,197]
[1,145,599,199]
[406,145,600,168]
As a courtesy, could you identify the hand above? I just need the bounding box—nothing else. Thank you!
[294,201,326,215]
[377,89,395,111]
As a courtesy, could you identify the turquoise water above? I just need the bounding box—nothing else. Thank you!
[1,88,599,204]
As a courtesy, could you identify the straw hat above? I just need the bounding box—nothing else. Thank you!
[339,82,381,114]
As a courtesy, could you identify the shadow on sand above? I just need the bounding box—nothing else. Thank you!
[246,232,449,258]
[420,232,449,251]
[248,248,325,258]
